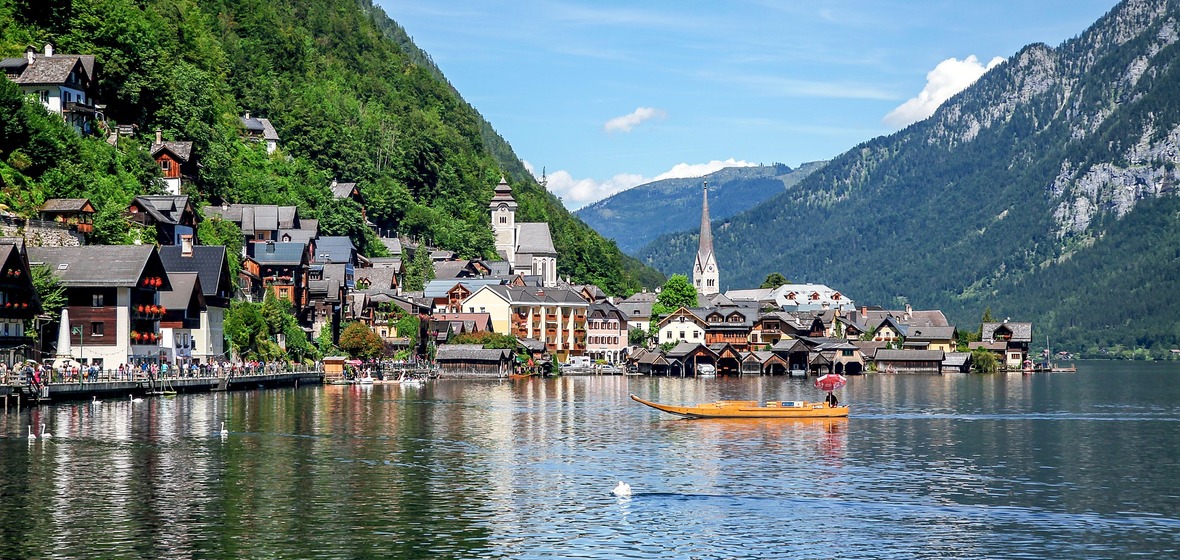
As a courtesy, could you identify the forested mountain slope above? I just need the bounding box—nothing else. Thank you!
[0,0,661,294]
[577,162,824,254]
[640,0,1180,357]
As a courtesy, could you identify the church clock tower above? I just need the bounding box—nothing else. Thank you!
[692,182,719,295]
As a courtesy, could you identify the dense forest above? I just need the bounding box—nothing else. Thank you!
[0,0,661,294]
[640,0,1180,359]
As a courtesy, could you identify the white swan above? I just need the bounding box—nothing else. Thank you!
[129,394,143,404]
[39,423,52,439]
[220,421,228,437]
[611,481,632,497]
[27,425,36,441]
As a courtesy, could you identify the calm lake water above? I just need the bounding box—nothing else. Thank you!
[2,361,1179,559]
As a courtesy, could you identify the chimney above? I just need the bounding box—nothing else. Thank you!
[155,129,162,144]
[25,45,34,64]
[904,303,912,320]
[266,241,275,253]
[43,43,53,57]
[181,235,193,257]
[244,111,250,119]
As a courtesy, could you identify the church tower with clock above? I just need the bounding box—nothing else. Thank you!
[692,182,720,295]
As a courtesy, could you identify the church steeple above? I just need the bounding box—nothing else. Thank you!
[692,181,719,295]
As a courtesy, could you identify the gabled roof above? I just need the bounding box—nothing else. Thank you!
[875,349,946,362]
[158,272,206,312]
[40,198,94,213]
[381,237,403,255]
[241,114,279,140]
[330,180,359,199]
[28,245,170,289]
[158,245,232,299]
[247,242,306,265]
[150,141,194,163]
[5,52,93,85]
[515,222,555,255]
[354,267,397,291]
[435,344,512,362]
[424,278,505,299]
[982,321,1033,343]
[130,195,192,226]
[906,325,957,341]
[203,204,300,232]
[656,307,706,329]
[665,341,715,360]
[313,236,356,264]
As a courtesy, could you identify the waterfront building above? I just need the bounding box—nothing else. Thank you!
[0,238,42,365]
[28,245,172,368]
[976,321,1033,369]
[461,285,588,361]
[585,301,628,364]
[158,244,232,366]
[157,272,204,367]
[656,307,706,346]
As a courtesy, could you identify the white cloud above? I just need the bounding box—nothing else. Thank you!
[603,107,667,133]
[883,55,1004,129]
[527,159,758,210]
[653,158,757,181]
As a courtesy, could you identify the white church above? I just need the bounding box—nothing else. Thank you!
[489,177,558,287]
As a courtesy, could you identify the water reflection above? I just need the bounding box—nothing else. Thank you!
[1,363,1178,558]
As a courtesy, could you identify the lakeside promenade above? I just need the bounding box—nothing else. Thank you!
[0,364,324,408]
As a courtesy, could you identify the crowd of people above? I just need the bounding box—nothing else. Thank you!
[0,359,310,387]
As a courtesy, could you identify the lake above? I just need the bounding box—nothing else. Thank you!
[2,361,1178,559]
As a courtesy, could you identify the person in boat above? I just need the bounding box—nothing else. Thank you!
[825,392,839,407]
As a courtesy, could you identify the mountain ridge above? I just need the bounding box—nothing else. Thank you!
[639,0,1180,357]
[576,162,825,254]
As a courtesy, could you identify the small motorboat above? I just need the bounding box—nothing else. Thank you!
[630,394,848,419]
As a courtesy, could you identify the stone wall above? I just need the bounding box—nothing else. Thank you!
[0,215,83,247]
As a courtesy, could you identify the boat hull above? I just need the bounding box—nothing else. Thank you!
[630,394,849,419]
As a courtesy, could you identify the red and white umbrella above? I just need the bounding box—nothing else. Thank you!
[814,373,847,392]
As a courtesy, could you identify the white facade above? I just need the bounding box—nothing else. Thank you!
[770,284,855,312]
[658,315,706,345]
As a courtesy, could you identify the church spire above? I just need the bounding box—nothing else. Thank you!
[692,181,719,295]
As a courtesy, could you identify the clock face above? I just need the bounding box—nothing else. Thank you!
[707,265,713,271]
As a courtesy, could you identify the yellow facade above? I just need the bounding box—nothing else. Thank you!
[461,289,512,334]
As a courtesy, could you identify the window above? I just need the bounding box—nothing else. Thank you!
[499,216,506,224]
[679,331,685,339]
[841,349,854,357]
[92,294,103,307]
[692,331,700,339]
[160,159,171,172]
[91,322,104,337]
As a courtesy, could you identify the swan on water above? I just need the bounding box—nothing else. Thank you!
[612,481,632,497]
[129,394,143,403]
[220,421,228,437]
[40,423,52,439]
[27,425,36,441]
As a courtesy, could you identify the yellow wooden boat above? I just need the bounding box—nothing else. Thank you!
[630,394,848,419]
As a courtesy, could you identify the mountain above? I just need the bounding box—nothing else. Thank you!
[0,0,662,294]
[576,162,825,254]
[639,0,1180,357]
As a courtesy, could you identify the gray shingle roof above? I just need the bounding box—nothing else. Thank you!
[158,272,205,311]
[875,349,946,362]
[247,242,306,265]
[331,181,358,198]
[28,245,169,289]
[906,325,957,341]
[354,267,397,291]
[982,322,1033,343]
[150,141,194,163]
[313,236,356,264]
[435,345,512,362]
[132,195,190,226]
[515,222,555,255]
[9,55,85,85]
[40,198,93,213]
[158,245,231,299]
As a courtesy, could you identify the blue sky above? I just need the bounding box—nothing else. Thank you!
[382,0,1120,209]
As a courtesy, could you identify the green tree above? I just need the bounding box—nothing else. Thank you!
[971,347,998,374]
[628,327,649,346]
[28,264,66,337]
[651,274,698,317]
[450,331,516,349]
[224,300,267,358]
[403,245,434,292]
[759,272,789,289]
[338,322,384,358]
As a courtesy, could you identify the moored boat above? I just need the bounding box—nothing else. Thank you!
[630,394,849,419]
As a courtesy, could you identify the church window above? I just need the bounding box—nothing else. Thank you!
[499,216,506,224]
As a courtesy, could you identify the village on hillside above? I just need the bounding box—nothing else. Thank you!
[0,43,1036,381]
